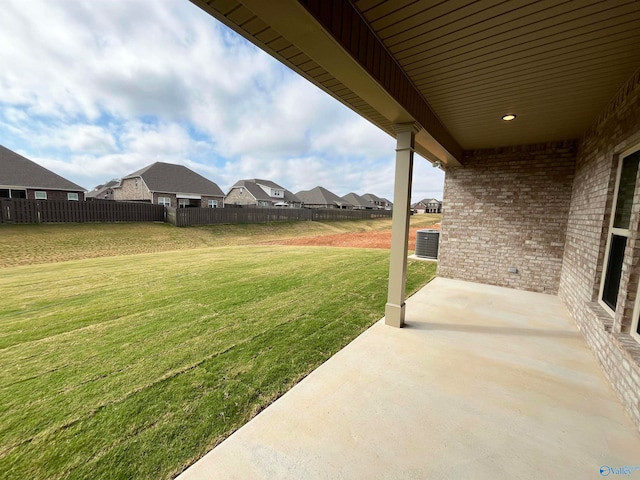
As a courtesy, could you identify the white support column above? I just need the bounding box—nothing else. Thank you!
[385,123,419,328]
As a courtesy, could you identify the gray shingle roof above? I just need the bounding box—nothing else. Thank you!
[0,145,85,191]
[230,179,301,203]
[86,179,119,198]
[230,180,270,201]
[341,192,373,208]
[296,186,353,207]
[122,162,224,196]
[250,179,282,190]
[283,189,301,204]
[362,193,385,204]
[413,198,441,208]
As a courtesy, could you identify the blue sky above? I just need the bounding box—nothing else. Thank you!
[0,0,445,202]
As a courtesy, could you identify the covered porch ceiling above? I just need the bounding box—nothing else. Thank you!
[191,0,640,167]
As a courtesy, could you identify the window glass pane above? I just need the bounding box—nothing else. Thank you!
[613,151,640,228]
[602,234,627,310]
[11,190,26,199]
[0,189,9,198]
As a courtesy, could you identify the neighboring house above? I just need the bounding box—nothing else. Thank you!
[225,179,301,208]
[296,186,353,209]
[341,192,375,210]
[413,198,442,214]
[426,199,441,213]
[381,198,393,210]
[411,200,427,214]
[362,193,391,209]
[0,144,85,201]
[86,179,119,200]
[113,162,225,208]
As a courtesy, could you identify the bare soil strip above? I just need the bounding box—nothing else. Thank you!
[261,224,440,250]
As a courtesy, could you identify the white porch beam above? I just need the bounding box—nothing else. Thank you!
[385,123,420,328]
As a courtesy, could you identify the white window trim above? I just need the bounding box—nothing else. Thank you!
[34,191,47,200]
[208,200,218,208]
[599,142,640,317]
[68,192,79,201]
[158,196,171,207]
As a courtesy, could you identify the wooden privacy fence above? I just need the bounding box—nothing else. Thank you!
[168,206,392,227]
[311,208,392,221]
[0,199,165,224]
[168,207,312,227]
[0,200,392,226]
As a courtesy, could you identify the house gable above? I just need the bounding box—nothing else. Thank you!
[226,179,301,207]
[225,184,259,206]
[114,177,152,202]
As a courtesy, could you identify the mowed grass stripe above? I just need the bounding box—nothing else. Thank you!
[1,247,381,435]
[0,244,436,479]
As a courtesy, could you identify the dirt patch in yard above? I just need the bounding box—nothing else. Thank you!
[261,224,440,250]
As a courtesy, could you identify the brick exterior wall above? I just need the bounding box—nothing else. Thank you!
[114,177,152,202]
[150,193,224,208]
[201,196,224,208]
[115,179,223,208]
[438,141,577,294]
[225,187,258,206]
[152,192,177,208]
[558,67,640,432]
[26,189,85,201]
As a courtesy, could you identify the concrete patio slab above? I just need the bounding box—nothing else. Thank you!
[177,277,640,480]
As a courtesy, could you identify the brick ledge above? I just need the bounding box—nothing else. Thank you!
[587,301,614,332]
[612,333,640,370]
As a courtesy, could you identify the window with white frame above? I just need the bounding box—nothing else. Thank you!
[600,147,640,314]
[35,191,47,200]
[178,198,190,208]
[67,192,79,201]
[208,200,218,208]
[158,196,171,207]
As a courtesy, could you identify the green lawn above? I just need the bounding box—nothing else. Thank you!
[0,223,437,479]
[0,214,441,268]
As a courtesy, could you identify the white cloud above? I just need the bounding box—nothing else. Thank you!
[0,0,444,202]
[63,125,118,154]
[120,121,193,157]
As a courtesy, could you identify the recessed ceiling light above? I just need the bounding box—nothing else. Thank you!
[502,114,516,121]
